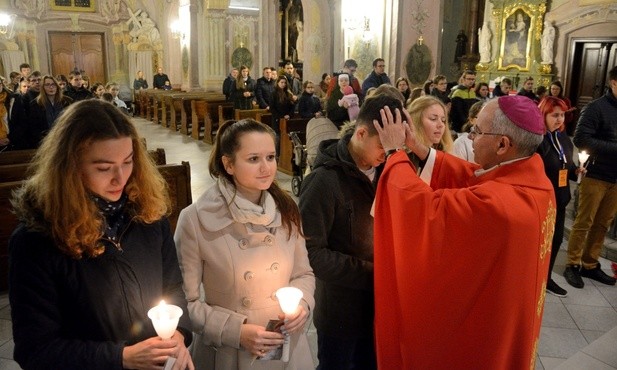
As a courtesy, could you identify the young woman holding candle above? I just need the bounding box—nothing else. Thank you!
[174,119,315,369]
[8,99,194,370]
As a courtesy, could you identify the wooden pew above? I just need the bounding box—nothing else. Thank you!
[202,104,234,145]
[172,92,225,135]
[158,161,192,233]
[190,99,231,142]
[136,89,148,118]
[0,163,31,182]
[184,94,227,139]
[278,117,311,175]
[0,149,36,165]
[255,112,273,128]
[158,91,177,128]
[234,108,269,121]
[0,180,23,292]
[164,92,208,132]
[144,90,156,121]
[146,90,172,125]
[148,148,167,166]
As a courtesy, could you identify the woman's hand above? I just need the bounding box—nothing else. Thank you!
[575,167,587,176]
[279,305,309,335]
[240,324,285,357]
[122,331,194,370]
[171,331,194,370]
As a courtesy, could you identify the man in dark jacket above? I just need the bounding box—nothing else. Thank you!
[254,66,274,109]
[222,68,238,101]
[299,93,403,370]
[517,76,539,102]
[8,71,42,149]
[564,65,617,289]
[65,71,93,102]
[153,67,171,89]
[283,61,302,96]
[361,58,391,95]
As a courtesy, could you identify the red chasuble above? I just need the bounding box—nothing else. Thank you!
[374,150,555,370]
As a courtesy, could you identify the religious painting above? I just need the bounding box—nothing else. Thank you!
[498,7,533,71]
[283,0,303,63]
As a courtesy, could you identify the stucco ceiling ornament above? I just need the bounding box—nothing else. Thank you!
[410,0,429,35]
[101,0,122,23]
[13,0,45,19]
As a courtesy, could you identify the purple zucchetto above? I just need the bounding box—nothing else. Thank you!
[497,95,544,135]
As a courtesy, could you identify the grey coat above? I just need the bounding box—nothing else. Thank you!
[175,183,315,370]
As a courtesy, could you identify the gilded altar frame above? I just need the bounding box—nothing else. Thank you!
[494,2,546,72]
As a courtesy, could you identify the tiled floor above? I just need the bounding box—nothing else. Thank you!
[1,117,616,369]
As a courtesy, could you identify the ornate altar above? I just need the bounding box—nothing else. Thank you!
[476,0,554,89]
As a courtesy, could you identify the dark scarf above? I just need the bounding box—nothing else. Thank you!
[91,193,129,242]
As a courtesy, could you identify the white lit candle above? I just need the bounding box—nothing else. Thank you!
[275,287,303,362]
[147,300,183,340]
[577,150,589,184]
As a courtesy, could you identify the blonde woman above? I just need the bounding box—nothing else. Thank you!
[406,96,453,159]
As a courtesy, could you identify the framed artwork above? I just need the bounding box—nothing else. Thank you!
[282,0,303,62]
[498,7,533,71]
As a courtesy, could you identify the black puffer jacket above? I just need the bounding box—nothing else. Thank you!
[298,132,380,338]
[9,217,192,370]
[573,90,617,183]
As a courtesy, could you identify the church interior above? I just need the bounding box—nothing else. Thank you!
[0,0,615,100]
[0,0,616,369]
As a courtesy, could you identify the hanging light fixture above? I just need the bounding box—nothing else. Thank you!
[170,21,185,40]
[0,13,16,37]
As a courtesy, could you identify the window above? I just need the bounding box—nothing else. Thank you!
[50,0,95,12]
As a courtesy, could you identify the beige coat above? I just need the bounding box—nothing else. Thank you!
[174,182,316,370]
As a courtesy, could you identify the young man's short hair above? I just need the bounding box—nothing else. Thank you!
[356,94,404,136]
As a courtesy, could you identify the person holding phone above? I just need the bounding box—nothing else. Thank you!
[174,119,315,369]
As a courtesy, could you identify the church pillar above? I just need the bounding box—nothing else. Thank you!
[202,9,226,90]
[467,0,479,56]
[460,0,481,71]
[111,25,127,83]
[188,0,201,90]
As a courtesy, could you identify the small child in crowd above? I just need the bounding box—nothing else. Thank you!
[339,85,359,121]
[298,80,322,118]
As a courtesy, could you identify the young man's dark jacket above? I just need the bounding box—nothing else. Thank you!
[573,89,617,184]
[65,85,93,102]
[255,76,274,109]
[298,132,381,338]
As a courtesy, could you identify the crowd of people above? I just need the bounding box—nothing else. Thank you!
[5,55,616,370]
[0,63,174,151]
